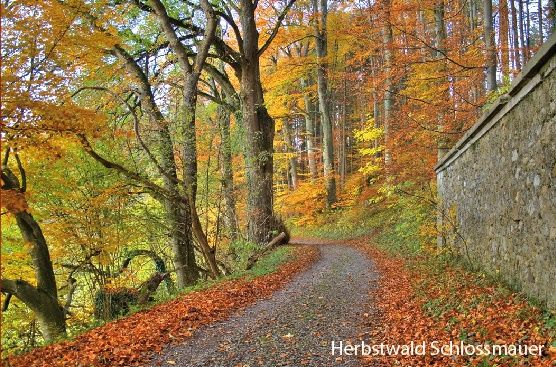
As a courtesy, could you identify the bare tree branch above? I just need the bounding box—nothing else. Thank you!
[215,10,244,55]
[258,0,298,57]
[14,153,26,193]
[149,0,193,73]
[72,86,182,186]
[77,134,170,201]
[193,0,218,74]
[63,277,77,317]
[131,0,241,69]
[2,293,12,312]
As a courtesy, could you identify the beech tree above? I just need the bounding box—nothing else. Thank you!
[232,0,297,243]
[483,0,497,91]
[70,0,225,284]
[0,0,108,341]
[3,0,554,355]
[313,0,337,207]
[125,0,296,244]
[184,0,299,243]
[1,153,67,342]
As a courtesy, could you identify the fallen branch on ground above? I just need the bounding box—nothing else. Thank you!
[245,232,288,270]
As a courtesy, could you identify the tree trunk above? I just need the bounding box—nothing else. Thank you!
[313,0,336,208]
[518,0,527,62]
[166,195,199,287]
[16,211,58,297]
[182,75,221,278]
[500,0,510,78]
[483,0,497,91]
[245,232,287,270]
[526,0,531,53]
[538,0,543,42]
[114,44,201,288]
[511,0,522,70]
[1,279,66,341]
[300,77,318,180]
[146,126,202,287]
[340,77,347,187]
[382,0,394,168]
[119,249,175,293]
[373,88,380,153]
[239,0,280,244]
[137,272,170,304]
[282,119,299,189]
[217,102,240,240]
[182,94,221,278]
[150,0,220,278]
[370,56,381,156]
[156,119,200,287]
[469,0,477,31]
[339,64,347,186]
[182,74,200,205]
[1,163,66,341]
[152,90,200,287]
[435,0,449,160]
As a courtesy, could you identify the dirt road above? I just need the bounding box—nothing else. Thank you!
[150,244,378,367]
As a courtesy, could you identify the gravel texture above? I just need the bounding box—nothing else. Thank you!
[150,244,379,367]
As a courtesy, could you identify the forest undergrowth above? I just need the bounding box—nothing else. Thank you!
[4,246,319,366]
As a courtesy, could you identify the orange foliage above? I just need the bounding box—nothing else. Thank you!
[276,179,327,226]
[354,239,556,367]
[6,246,319,367]
[0,190,29,214]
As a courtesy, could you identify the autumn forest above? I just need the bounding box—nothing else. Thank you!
[1,0,555,364]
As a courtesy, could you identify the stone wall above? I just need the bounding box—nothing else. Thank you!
[435,33,556,308]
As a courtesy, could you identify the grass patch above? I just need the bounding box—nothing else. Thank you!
[290,206,385,240]
[227,242,293,279]
[149,244,294,305]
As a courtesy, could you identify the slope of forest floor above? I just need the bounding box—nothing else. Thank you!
[293,198,556,367]
[356,238,556,367]
[5,246,319,367]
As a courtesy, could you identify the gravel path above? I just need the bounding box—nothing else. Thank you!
[150,244,379,367]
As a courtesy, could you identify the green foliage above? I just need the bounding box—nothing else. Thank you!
[2,237,294,357]
[226,240,292,277]
[373,196,434,256]
[292,183,436,256]
[0,299,37,355]
[147,245,293,308]
[483,75,512,110]
[227,240,260,269]
[544,312,556,330]
[289,206,378,239]
[243,247,292,278]
[353,121,383,142]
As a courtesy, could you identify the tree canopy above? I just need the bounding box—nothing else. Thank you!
[1,0,554,355]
